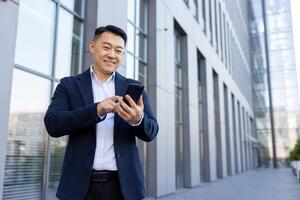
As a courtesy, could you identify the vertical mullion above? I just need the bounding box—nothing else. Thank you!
[79,0,85,74]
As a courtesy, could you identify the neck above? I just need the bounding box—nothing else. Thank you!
[92,66,113,82]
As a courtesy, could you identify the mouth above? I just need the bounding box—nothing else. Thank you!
[104,60,116,66]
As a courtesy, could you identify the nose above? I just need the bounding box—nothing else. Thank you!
[107,49,117,59]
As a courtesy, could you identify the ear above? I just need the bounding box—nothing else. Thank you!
[89,41,95,53]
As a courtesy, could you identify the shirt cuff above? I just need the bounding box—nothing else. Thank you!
[97,113,107,121]
[130,112,144,126]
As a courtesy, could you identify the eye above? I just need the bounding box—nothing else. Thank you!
[103,46,110,50]
[116,50,123,54]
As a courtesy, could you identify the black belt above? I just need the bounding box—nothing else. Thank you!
[91,170,118,182]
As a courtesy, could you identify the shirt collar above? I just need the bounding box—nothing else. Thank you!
[90,65,115,84]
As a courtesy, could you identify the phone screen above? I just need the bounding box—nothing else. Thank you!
[123,84,144,106]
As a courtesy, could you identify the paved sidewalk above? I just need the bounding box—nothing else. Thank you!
[157,168,300,200]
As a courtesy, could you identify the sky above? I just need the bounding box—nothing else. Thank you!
[290,0,300,99]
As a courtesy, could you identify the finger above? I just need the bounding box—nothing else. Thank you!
[115,96,123,103]
[113,102,121,112]
[125,95,137,108]
[119,97,134,113]
[110,96,119,102]
[116,104,130,120]
[137,95,144,107]
[108,99,118,107]
[107,102,117,112]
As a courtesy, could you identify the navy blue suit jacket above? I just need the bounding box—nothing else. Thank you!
[44,69,159,200]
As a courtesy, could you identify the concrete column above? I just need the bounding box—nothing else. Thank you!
[227,89,235,175]
[218,79,228,178]
[186,37,200,186]
[206,64,217,181]
[154,0,176,196]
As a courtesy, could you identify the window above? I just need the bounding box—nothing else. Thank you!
[127,0,148,87]
[197,51,209,182]
[213,70,222,178]
[219,4,223,59]
[174,28,184,189]
[60,0,84,16]
[3,69,51,200]
[224,84,232,175]
[14,0,56,75]
[202,0,206,33]
[193,0,199,22]
[127,0,149,192]
[54,7,83,79]
[3,0,84,199]
[225,22,230,68]
[222,13,226,62]
[208,0,213,44]
[214,0,218,53]
[231,94,238,173]
[237,101,244,171]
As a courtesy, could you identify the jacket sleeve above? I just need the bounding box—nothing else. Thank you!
[132,91,159,142]
[44,79,104,138]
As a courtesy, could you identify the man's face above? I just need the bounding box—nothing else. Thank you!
[89,32,125,76]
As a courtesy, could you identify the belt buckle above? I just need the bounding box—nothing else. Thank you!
[95,171,108,182]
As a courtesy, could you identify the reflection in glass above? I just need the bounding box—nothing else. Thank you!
[3,69,51,199]
[135,30,147,61]
[138,61,147,87]
[136,0,147,31]
[60,0,83,16]
[127,22,135,54]
[126,54,134,79]
[48,136,68,199]
[55,8,83,79]
[14,0,55,75]
[127,0,135,23]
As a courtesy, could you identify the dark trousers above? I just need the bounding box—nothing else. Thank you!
[85,171,124,200]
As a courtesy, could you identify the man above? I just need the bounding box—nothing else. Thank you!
[44,25,159,200]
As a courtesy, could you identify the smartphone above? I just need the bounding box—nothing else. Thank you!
[123,84,144,106]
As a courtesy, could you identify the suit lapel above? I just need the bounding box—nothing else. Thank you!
[75,69,94,106]
[75,69,128,137]
[114,72,128,135]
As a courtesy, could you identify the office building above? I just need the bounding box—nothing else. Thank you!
[2,0,292,199]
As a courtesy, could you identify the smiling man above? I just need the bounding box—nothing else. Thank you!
[44,25,159,200]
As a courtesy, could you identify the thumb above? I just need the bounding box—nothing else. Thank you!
[137,95,143,107]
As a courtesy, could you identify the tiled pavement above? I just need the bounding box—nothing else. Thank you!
[155,168,300,200]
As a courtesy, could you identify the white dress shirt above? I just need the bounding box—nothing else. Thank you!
[91,66,118,170]
[90,66,144,170]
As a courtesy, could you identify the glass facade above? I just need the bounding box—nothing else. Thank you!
[265,0,300,166]
[249,0,300,167]
[2,0,84,199]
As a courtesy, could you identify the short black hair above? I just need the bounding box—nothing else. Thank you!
[93,25,127,45]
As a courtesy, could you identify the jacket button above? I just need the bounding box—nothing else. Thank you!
[117,153,121,158]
